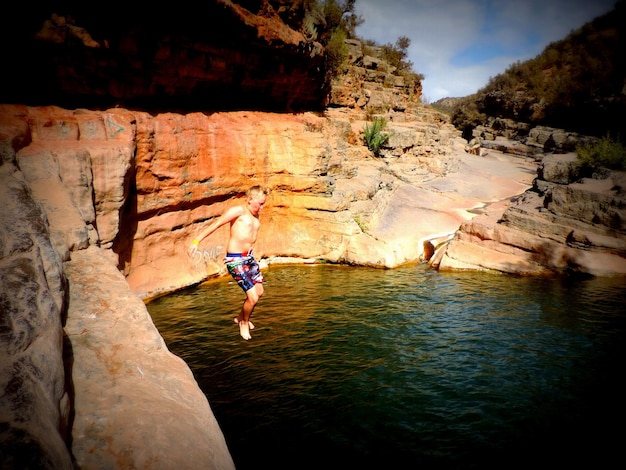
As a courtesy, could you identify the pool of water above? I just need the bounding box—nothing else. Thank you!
[147,264,626,469]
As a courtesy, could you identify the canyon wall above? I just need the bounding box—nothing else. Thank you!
[2,98,625,467]
[0,102,468,300]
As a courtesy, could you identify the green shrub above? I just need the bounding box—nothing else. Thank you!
[381,36,413,74]
[325,28,348,77]
[363,117,391,156]
[576,135,626,176]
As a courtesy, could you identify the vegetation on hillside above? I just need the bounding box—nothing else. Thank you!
[364,36,425,89]
[297,1,424,91]
[450,0,625,141]
[576,135,626,177]
[298,0,363,82]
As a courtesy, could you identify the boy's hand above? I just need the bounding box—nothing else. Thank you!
[188,239,200,257]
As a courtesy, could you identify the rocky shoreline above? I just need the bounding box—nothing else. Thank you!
[434,152,626,276]
[64,246,235,469]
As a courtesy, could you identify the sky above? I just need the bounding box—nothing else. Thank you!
[354,0,618,102]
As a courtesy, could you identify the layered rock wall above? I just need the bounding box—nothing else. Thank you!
[472,118,600,154]
[435,153,626,276]
[126,103,516,299]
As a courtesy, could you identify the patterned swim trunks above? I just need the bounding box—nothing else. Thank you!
[224,251,264,292]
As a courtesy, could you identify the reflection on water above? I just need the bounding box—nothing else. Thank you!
[147,264,626,469]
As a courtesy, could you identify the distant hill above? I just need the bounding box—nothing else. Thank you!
[443,0,626,141]
[430,97,464,115]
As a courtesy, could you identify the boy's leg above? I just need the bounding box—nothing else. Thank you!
[236,283,263,340]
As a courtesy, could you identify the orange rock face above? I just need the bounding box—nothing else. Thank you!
[5,103,500,299]
[126,110,366,296]
[11,103,624,302]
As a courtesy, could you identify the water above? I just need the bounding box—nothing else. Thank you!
[146,264,626,469]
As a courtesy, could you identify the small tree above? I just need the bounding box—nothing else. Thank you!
[381,36,413,73]
[363,117,391,157]
[304,0,361,81]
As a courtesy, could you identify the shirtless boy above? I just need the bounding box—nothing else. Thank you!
[189,186,269,340]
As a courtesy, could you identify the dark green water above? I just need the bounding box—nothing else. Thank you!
[146,264,626,469]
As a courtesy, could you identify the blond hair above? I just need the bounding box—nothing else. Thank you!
[247,185,269,197]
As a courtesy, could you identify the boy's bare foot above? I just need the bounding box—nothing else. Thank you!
[239,321,252,340]
[234,317,254,329]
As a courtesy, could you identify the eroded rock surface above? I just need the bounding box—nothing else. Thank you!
[64,246,234,469]
[436,153,626,276]
[0,107,234,469]
[0,162,72,469]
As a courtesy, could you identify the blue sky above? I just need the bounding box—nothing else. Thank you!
[354,0,618,102]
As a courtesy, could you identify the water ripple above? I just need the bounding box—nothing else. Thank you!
[147,265,626,469]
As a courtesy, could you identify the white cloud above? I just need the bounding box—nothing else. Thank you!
[354,0,617,101]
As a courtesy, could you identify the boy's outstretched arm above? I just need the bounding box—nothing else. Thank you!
[188,206,244,254]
